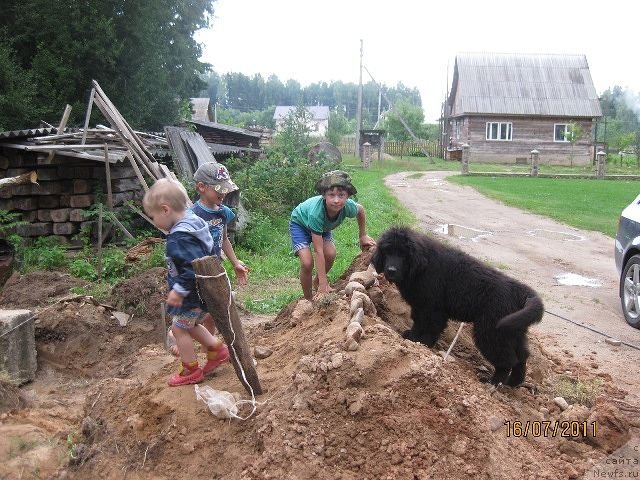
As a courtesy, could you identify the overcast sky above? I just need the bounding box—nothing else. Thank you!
[196,0,640,122]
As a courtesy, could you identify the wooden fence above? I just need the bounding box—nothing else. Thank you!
[338,138,440,158]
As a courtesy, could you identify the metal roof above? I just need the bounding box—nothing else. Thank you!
[0,127,59,139]
[449,53,603,118]
[187,120,262,138]
[273,106,330,121]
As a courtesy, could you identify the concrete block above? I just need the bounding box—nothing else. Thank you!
[16,222,52,237]
[11,197,38,211]
[69,195,92,208]
[112,178,140,192]
[50,208,71,223]
[69,209,85,222]
[57,166,93,179]
[38,196,60,209]
[111,191,134,206]
[36,168,59,181]
[73,179,92,194]
[52,222,78,235]
[37,209,52,222]
[0,309,37,385]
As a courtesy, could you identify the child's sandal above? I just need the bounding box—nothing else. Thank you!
[168,361,204,386]
[203,344,230,375]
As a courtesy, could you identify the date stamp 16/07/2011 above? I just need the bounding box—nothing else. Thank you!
[503,420,596,438]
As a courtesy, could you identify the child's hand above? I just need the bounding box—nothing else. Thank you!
[315,281,334,297]
[233,262,249,286]
[359,235,376,250]
[166,289,184,307]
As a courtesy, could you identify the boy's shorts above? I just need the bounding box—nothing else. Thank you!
[289,221,334,255]
[172,307,207,330]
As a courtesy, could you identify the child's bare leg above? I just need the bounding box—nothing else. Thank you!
[297,248,314,300]
[172,324,197,364]
[323,241,336,274]
[189,324,219,349]
[202,313,216,335]
[166,328,179,356]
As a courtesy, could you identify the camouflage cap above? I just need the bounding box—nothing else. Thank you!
[193,162,238,194]
[315,170,357,196]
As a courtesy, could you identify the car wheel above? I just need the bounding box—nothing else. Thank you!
[621,254,640,328]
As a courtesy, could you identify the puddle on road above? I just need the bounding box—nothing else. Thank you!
[554,273,602,287]
[527,229,585,242]
[434,223,492,243]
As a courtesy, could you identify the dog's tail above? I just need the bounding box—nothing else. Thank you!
[496,295,544,330]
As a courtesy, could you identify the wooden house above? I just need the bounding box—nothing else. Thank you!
[445,53,603,164]
[274,106,330,137]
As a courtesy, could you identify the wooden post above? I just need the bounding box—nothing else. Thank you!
[159,302,167,346]
[81,88,96,145]
[192,256,263,395]
[104,145,113,210]
[530,149,539,177]
[461,143,470,175]
[97,203,103,281]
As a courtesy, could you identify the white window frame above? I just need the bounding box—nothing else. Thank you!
[485,122,512,141]
[554,123,570,142]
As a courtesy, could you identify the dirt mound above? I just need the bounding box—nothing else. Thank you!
[109,266,167,323]
[2,258,639,479]
[0,271,85,309]
[67,263,638,479]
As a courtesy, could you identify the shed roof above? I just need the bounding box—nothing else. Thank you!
[448,53,603,118]
[273,106,330,121]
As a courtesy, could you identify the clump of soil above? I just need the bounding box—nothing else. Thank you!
[0,381,26,414]
[109,266,167,323]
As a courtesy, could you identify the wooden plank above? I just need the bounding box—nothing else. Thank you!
[192,256,263,395]
[164,126,195,178]
[92,81,158,174]
[45,104,72,162]
[125,152,149,192]
[81,88,96,145]
[93,94,158,179]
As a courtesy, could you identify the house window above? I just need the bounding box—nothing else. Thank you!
[554,124,570,142]
[485,122,512,141]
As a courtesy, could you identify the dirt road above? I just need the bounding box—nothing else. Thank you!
[385,170,640,403]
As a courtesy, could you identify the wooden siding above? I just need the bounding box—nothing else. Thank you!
[447,116,594,164]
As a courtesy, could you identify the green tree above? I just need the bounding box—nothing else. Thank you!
[383,100,425,158]
[0,0,214,130]
[326,110,353,146]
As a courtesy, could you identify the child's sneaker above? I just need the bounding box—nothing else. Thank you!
[168,362,204,386]
[203,344,230,375]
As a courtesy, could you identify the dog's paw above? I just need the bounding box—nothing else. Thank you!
[401,329,414,339]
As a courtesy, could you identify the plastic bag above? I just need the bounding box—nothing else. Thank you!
[194,384,239,419]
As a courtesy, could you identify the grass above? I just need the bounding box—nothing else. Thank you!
[550,375,603,407]
[448,175,638,237]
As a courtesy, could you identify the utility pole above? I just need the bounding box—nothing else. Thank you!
[377,86,382,126]
[355,39,363,159]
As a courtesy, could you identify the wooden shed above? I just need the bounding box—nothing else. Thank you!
[445,53,603,164]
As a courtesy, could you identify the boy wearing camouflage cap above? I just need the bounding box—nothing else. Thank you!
[290,170,375,300]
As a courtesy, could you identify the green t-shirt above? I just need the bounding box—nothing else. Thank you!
[290,195,358,233]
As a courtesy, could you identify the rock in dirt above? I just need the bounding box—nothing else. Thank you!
[254,346,273,359]
[554,397,570,411]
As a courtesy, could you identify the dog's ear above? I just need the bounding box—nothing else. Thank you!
[404,231,427,278]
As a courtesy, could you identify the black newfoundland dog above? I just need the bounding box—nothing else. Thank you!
[371,226,544,386]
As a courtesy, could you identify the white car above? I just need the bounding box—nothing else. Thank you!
[615,193,640,328]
